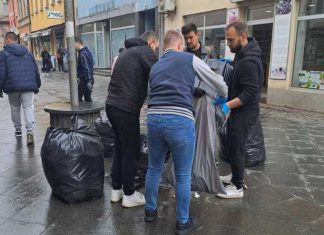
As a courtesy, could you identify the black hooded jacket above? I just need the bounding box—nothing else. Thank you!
[228,38,264,114]
[106,37,158,115]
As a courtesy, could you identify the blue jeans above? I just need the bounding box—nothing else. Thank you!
[145,114,195,224]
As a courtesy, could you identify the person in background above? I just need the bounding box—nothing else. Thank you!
[181,23,212,62]
[0,32,41,146]
[41,47,51,76]
[111,47,125,74]
[75,38,94,102]
[57,48,64,72]
[144,30,227,235]
[106,31,159,208]
[216,21,264,199]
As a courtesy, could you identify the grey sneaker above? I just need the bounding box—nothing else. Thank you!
[27,132,34,146]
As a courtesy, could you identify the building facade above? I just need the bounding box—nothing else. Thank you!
[163,0,324,113]
[0,0,9,50]
[17,0,31,50]
[76,0,159,68]
[29,0,65,59]
[8,0,18,33]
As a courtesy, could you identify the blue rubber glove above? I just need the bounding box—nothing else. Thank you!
[213,96,227,106]
[221,103,231,119]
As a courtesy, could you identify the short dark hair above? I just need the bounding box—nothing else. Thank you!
[140,31,158,42]
[75,37,83,45]
[5,32,18,42]
[226,20,248,35]
[181,23,198,35]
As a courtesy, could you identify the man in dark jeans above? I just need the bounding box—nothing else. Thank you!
[75,38,94,102]
[106,31,159,208]
[216,21,264,199]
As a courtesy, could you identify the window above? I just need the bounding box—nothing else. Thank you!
[185,10,227,58]
[247,5,274,21]
[111,14,135,29]
[292,0,324,90]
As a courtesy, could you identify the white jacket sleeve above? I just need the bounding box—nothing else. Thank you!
[192,56,228,97]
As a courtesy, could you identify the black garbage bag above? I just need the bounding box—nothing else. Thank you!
[41,116,105,204]
[135,134,171,190]
[219,118,266,167]
[94,111,115,158]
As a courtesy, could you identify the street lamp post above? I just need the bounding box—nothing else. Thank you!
[64,0,79,106]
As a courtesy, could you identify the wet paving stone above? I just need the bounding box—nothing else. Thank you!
[0,71,324,234]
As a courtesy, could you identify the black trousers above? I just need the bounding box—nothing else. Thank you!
[106,105,140,195]
[78,79,92,102]
[227,110,258,189]
[58,59,64,71]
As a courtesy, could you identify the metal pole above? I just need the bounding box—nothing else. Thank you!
[64,0,79,106]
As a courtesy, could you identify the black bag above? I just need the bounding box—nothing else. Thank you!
[94,112,115,158]
[41,116,105,204]
[219,118,266,167]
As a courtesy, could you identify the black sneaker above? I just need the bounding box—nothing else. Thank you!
[15,130,22,137]
[176,216,199,235]
[144,209,158,223]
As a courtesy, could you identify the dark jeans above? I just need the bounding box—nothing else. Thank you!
[58,59,64,71]
[227,110,258,189]
[106,105,140,196]
[42,59,50,73]
[78,79,92,102]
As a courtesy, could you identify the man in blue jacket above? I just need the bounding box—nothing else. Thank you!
[0,32,41,146]
[144,30,227,235]
[75,38,94,102]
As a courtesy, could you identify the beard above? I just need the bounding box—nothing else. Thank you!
[230,40,243,53]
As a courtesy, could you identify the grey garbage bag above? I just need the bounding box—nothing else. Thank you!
[219,118,266,167]
[164,95,226,194]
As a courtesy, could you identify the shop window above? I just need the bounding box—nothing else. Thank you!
[205,10,226,26]
[247,6,274,21]
[185,13,204,27]
[96,22,103,32]
[81,23,94,33]
[205,28,226,58]
[292,0,324,90]
[111,14,135,29]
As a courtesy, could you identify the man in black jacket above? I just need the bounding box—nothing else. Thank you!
[106,31,159,208]
[216,21,264,199]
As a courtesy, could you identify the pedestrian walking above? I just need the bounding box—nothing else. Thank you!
[216,21,264,199]
[41,47,51,76]
[57,48,64,72]
[75,38,94,102]
[144,30,227,235]
[181,23,212,61]
[0,32,41,146]
[106,31,159,208]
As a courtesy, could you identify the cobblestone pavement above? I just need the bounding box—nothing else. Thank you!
[0,71,323,235]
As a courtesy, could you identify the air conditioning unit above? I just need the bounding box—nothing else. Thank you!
[158,0,176,13]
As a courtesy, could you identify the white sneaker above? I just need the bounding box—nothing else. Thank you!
[216,184,243,199]
[220,173,232,184]
[122,191,146,208]
[111,189,123,202]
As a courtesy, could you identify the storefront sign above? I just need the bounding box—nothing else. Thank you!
[270,0,292,80]
[48,11,64,19]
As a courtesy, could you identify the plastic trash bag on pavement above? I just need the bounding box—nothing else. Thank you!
[94,111,115,158]
[41,116,105,204]
[219,117,266,167]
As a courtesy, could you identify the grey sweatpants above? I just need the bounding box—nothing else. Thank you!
[8,92,35,132]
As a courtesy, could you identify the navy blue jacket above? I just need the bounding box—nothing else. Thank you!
[149,50,227,114]
[0,43,41,94]
[77,47,94,82]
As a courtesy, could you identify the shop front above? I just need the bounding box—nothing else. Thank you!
[267,0,324,112]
